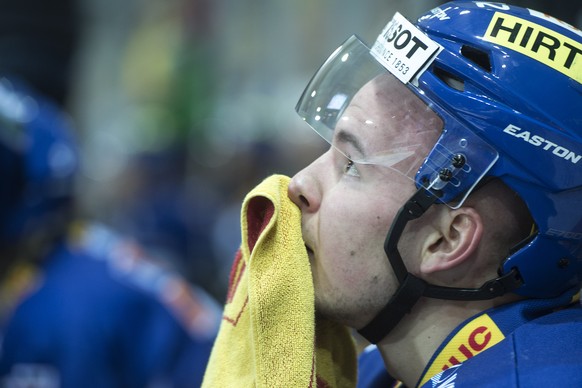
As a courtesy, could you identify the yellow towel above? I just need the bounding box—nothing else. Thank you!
[202,174,357,387]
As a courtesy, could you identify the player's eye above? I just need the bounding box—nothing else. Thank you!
[343,157,360,177]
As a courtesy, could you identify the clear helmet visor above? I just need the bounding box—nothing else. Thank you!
[295,35,499,207]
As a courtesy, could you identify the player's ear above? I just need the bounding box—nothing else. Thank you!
[419,207,483,274]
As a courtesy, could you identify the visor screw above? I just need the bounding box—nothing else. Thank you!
[557,257,570,269]
[439,168,453,181]
[452,154,466,168]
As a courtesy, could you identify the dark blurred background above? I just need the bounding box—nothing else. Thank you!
[64,0,581,301]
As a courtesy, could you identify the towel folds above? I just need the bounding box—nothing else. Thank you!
[202,174,357,387]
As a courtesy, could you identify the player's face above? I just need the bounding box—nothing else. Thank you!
[288,75,442,328]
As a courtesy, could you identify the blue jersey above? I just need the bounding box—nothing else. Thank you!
[0,223,221,388]
[358,289,582,388]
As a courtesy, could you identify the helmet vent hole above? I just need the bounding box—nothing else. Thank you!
[433,66,465,92]
[461,45,492,73]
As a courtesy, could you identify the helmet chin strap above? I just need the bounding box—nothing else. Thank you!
[357,187,523,344]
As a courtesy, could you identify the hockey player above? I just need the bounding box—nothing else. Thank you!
[288,1,582,386]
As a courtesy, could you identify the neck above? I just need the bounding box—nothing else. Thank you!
[375,294,520,387]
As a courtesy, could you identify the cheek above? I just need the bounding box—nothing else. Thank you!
[309,182,411,326]
[313,200,398,327]
[317,192,395,283]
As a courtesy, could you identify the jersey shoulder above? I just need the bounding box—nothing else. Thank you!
[425,307,582,387]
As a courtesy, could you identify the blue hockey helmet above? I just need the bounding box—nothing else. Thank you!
[0,76,78,249]
[412,1,582,298]
[295,1,582,305]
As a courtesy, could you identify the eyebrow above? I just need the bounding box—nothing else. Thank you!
[334,128,367,159]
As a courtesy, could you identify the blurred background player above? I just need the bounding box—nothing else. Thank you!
[0,0,220,387]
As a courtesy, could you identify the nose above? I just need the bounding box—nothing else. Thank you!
[288,161,322,213]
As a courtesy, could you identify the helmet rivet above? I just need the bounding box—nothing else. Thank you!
[557,258,570,269]
[439,168,453,181]
[452,154,466,168]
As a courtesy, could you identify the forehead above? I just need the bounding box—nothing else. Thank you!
[334,74,443,168]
